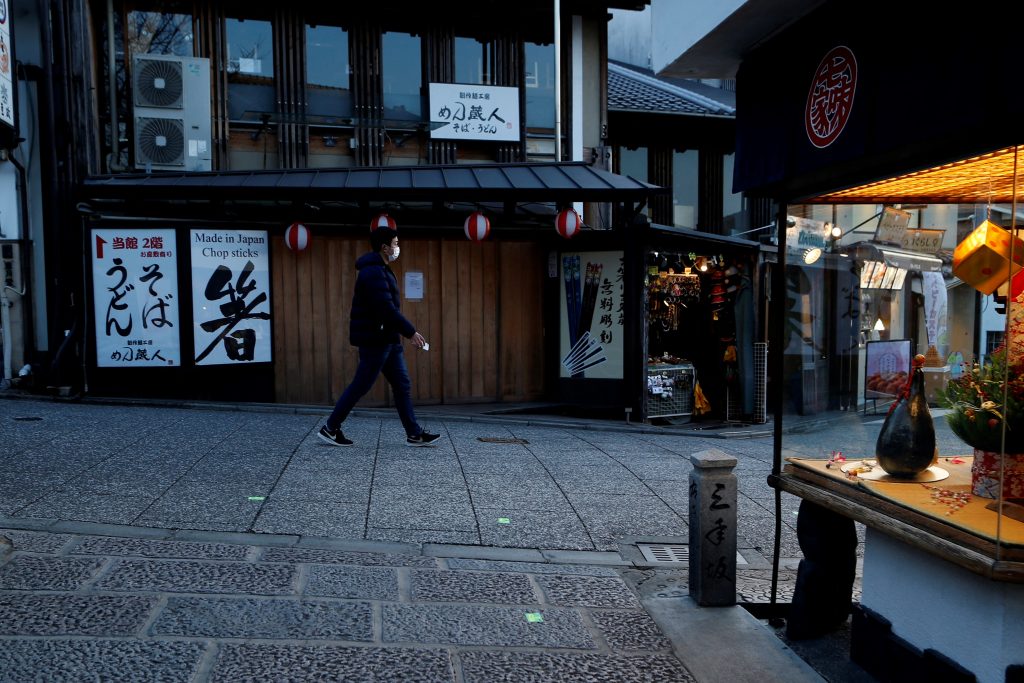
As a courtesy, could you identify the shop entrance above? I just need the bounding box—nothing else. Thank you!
[644,246,758,423]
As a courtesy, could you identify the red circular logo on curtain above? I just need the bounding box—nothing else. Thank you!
[804,46,858,148]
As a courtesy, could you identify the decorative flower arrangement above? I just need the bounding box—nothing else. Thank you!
[941,346,1024,453]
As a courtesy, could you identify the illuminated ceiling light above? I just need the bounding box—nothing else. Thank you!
[830,223,843,239]
[803,248,823,264]
[874,318,886,331]
[806,145,1024,204]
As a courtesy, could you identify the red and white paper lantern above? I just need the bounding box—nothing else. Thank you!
[464,211,491,242]
[370,213,397,232]
[284,222,311,251]
[555,208,582,239]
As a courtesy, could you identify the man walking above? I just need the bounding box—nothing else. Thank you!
[319,227,441,447]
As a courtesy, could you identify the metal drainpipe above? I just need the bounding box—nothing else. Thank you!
[106,0,124,172]
[553,0,561,162]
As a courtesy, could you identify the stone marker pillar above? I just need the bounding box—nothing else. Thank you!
[689,449,738,606]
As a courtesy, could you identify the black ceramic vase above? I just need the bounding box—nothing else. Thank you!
[875,355,936,477]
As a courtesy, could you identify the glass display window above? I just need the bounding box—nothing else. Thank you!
[225,16,274,122]
[305,23,352,124]
[382,31,422,122]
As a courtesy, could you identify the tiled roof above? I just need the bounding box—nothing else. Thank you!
[608,62,735,117]
[82,161,666,203]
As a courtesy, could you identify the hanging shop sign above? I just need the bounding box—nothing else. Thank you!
[91,228,180,367]
[875,207,912,245]
[559,251,624,380]
[429,82,519,142]
[0,0,15,129]
[190,229,271,365]
[786,216,829,251]
[900,228,944,254]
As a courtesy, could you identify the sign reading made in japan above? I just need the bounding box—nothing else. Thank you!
[190,229,271,365]
[429,83,519,142]
[91,229,180,367]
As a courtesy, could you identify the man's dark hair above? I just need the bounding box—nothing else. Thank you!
[370,227,398,252]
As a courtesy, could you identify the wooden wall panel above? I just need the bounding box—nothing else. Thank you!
[274,235,546,407]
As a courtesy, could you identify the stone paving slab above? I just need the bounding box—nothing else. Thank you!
[0,528,73,553]
[261,546,437,567]
[305,564,400,600]
[69,536,251,560]
[0,594,157,635]
[475,508,595,551]
[382,603,596,648]
[95,559,296,595]
[408,569,537,604]
[211,644,454,682]
[444,558,619,577]
[535,574,642,609]
[458,651,695,683]
[17,492,157,525]
[0,555,103,590]
[152,596,375,640]
[0,639,207,683]
[251,499,367,537]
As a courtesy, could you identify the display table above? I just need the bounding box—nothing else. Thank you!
[776,456,1024,576]
[773,456,1024,682]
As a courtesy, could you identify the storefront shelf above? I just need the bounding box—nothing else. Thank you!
[646,363,695,419]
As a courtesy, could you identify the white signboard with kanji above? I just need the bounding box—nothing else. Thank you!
[91,229,180,367]
[558,251,625,379]
[429,82,519,142]
[190,229,271,365]
[0,0,15,128]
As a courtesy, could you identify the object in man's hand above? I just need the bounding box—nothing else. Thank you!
[422,342,430,351]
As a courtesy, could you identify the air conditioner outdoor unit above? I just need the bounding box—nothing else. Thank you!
[132,54,212,172]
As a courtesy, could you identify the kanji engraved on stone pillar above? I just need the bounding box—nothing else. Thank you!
[688,448,738,606]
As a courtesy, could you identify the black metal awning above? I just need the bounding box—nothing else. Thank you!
[81,161,664,204]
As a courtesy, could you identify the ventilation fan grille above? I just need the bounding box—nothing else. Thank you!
[135,117,185,166]
[134,59,184,109]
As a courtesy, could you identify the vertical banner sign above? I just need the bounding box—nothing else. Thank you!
[190,229,271,365]
[922,271,947,349]
[91,229,180,367]
[559,251,624,379]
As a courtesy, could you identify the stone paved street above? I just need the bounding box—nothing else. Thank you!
[0,397,894,681]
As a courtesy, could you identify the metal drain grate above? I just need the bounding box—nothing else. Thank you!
[638,543,749,566]
[477,437,530,444]
[638,543,689,564]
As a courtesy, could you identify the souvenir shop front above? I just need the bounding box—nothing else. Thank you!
[723,1,1024,680]
[642,227,762,423]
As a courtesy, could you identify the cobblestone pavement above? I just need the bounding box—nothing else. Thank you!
[0,526,697,682]
[0,397,890,680]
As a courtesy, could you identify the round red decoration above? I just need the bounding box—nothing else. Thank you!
[284,222,310,251]
[371,213,397,232]
[464,212,490,242]
[804,45,857,149]
[555,208,582,239]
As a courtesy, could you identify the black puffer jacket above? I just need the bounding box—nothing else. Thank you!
[348,252,416,347]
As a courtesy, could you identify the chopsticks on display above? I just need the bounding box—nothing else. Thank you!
[560,331,608,376]
[577,262,602,340]
[562,256,609,377]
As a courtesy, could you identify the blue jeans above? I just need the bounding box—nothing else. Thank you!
[326,343,421,437]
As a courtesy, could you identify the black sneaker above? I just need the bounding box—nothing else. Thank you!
[406,431,441,447]
[318,425,354,447]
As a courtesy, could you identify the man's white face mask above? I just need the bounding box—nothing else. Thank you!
[387,245,401,262]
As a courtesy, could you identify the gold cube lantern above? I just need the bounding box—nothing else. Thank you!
[952,220,1024,295]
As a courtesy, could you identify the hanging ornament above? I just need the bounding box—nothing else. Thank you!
[284,222,310,252]
[555,208,582,239]
[370,213,397,232]
[464,211,490,242]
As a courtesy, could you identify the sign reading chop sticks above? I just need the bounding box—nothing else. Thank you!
[559,251,625,379]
